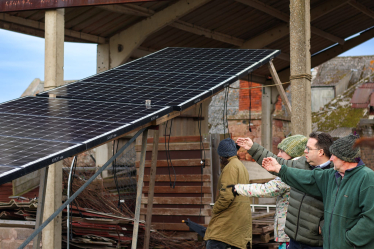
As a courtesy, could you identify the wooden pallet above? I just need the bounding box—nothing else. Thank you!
[136,135,212,235]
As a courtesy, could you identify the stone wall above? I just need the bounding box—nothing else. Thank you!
[0,228,34,249]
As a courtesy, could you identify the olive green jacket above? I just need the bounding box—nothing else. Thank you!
[248,143,331,246]
[204,156,252,249]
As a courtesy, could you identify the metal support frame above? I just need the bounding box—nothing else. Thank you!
[32,167,48,249]
[66,156,77,249]
[131,129,149,249]
[19,127,147,249]
[143,126,160,249]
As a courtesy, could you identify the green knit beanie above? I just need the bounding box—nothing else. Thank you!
[277,135,308,158]
[329,134,361,163]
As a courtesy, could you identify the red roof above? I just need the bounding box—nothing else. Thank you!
[351,83,374,108]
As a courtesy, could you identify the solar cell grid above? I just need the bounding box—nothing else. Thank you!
[0,97,171,124]
[0,47,280,184]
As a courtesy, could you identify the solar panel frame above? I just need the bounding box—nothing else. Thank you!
[0,48,281,184]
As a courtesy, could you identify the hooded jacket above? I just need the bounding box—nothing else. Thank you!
[204,156,252,249]
[247,142,329,246]
[278,160,374,248]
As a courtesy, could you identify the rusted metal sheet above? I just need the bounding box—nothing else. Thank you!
[0,0,162,12]
[351,83,374,108]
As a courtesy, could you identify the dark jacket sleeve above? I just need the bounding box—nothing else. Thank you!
[278,165,325,198]
[248,142,309,170]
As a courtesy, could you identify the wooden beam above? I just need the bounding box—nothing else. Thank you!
[143,127,159,249]
[268,61,292,115]
[109,0,212,67]
[141,197,211,205]
[0,13,106,43]
[169,20,244,47]
[97,4,153,16]
[311,26,345,45]
[132,129,148,249]
[135,142,210,151]
[240,0,349,49]
[140,208,211,216]
[33,168,47,249]
[277,26,374,84]
[142,186,211,194]
[349,0,374,19]
[143,174,211,182]
[136,159,211,167]
[236,0,344,45]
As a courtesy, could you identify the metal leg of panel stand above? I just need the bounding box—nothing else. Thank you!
[33,167,48,249]
[143,127,159,249]
[131,129,149,249]
[19,128,147,249]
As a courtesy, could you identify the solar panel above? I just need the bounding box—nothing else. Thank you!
[0,47,280,184]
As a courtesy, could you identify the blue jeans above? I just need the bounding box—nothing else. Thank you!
[206,240,240,249]
[289,238,323,249]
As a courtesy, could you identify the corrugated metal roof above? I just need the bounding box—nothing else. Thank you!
[351,83,374,108]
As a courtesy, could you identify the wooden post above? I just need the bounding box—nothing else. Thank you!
[268,61,292,115]
[132,128,149,249]
[42,8,64,249]
[143,126,160,249]
[261,85,273,151]
[32,167,48,249]
[289,0,311,136]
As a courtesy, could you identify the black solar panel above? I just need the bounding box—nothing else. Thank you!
[0,47,280,184]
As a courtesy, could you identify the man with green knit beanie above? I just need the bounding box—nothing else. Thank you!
[261,133,374,249]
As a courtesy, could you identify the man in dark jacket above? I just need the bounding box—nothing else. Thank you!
[261,134,374,249]
[237,132,333,249]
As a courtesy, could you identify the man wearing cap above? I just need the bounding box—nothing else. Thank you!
[261,134,374,249]
[204,138,251,249]
[237,132,334,249]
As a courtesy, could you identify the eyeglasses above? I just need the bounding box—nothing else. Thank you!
[305,146,319,153]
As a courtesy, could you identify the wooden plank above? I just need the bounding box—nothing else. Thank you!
[141,197,211,205]
[135,143,210,152]
[140,208,211,216]
[0,220,35,228]
[142,174,210,182]
[136,159,211,167]
[144,127,159,249]
[142,186,211,194]
[33,167,47,249]
[132,129,148,249]
[147,136,202,144]
[151,222,208,231]
[252,212,275,220]
[268,60,292,115]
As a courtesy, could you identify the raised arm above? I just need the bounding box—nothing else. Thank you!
[236,138,308,169]
[235,178,290,198]
[262,157,324,198]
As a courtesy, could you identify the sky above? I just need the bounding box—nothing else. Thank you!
[0,29,374,103]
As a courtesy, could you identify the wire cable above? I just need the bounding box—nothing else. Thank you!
[164,120,176,188]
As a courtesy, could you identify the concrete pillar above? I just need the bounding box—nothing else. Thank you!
[44,9,64,91]
[261,85,272,151]
[289,0,311,136]
[42,9,64,249]
[97,43,110,73]
[96,44,111,176]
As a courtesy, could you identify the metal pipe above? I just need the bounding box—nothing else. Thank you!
[67,156,76,249]
[18,127,146,249]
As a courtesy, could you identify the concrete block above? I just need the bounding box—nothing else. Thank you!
[0,228,16,240]
[13,228,34,240]
[0,240,32,249]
